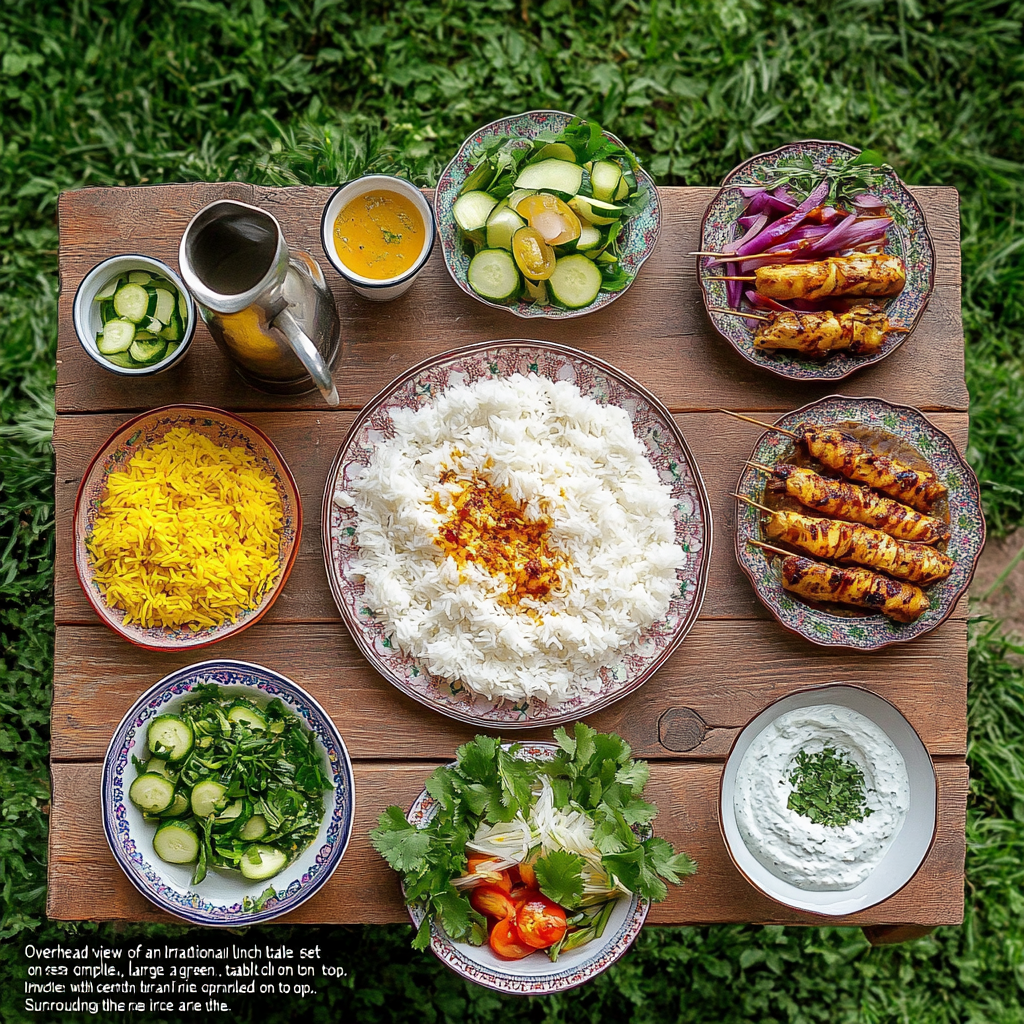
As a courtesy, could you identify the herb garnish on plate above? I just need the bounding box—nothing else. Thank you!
[761,149,890,207]
[371,724,696,951]
[786,745,873,828]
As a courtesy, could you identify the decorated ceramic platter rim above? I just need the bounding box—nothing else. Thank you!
[698,139,936,382]
[732,395,985,650]
[73,404,302,652]
[321,339,713,727]
[404,741,650,994]
[435,109,662,320]
[717,684,938,917]
[101,658,355,927]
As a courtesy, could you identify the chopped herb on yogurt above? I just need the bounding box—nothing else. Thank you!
[786,746,873,828]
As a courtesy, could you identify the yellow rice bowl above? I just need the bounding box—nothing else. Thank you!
[86,426,284,630]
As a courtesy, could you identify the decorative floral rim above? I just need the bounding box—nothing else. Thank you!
[321,339,713,727]
[733,395,985,650]
[100,659,355,927]
[404,742,650,994]
[698,140,936,382]
[73,404,302,651]
[717,684,938,916]
[435,109,661,319]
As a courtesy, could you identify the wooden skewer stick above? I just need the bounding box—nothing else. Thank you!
[688,250,732,257]
[709,275,757,282]
[733,493,776,515]
[748,539,795,558]
[709,307,771,322]
[717,408,800,438]
[746,460,779,474]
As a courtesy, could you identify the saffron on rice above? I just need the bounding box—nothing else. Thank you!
[86,426,284,630]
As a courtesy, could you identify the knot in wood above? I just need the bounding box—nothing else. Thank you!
[658,707,707,752]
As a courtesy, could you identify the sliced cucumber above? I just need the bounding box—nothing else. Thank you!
[227,700,267,731]
[158,791,191,819]
[129,773,176,814]
[96,319,135,355]
[239,843,289,881]
[147,714,194,762]
[94,275,121,302]
[213,799,252,834]
[522,277,549,304]
[548,254,603,309]
[569,195,625,226]
[153,288,176,324]
[127,270,154,285]
[534,142,577,162]
[514,158,583,199]
[191,779,229,818]
[104,350,141,369]
[177,289,188,320]
[590,160,623,203]
[452,190,499,245]
[467,249,521,302]
[129,337,167,365]
[459,161,494,195]
[144,757,177,780]
[506,188,537,212]
[159,312,183,343]
[485,202,527,250]
[575,222,603,253]
[153,819,199,864]
[239,814,269,841]
[113,283,156,324]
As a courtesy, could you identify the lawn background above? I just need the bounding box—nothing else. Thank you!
[2,1,1023,1021]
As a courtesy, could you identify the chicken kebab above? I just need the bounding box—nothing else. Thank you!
[727,410,953,624]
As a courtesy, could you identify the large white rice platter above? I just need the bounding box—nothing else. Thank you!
[337,373,684,706]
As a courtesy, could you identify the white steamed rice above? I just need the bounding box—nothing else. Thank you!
[337,374,684,705]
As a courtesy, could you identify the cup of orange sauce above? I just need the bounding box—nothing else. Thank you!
[320,175,435,301]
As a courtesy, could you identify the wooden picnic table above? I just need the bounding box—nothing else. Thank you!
[49,182,969,942]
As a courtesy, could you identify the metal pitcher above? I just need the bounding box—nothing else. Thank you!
[179,200,341,406]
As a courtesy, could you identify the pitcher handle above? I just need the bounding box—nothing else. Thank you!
[275,309,340,407]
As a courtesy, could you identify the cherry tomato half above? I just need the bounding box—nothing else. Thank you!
[515,194,581,246]
[512,226,555,280]
[489,915,535,960]
[518,858,537,889]
[470,883,517,921]
[466,856,512,891]
[515,895,567,950]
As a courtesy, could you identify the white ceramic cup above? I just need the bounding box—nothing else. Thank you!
[320,174,436,301]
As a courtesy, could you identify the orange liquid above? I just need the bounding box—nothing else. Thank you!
[333,189,424,280]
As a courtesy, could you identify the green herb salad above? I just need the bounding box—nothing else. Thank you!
[128,684,332,889]
[371,725,696,957]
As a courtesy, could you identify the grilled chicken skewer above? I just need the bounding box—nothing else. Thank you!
[720,410,947,512]
[738,497,954,585]
[712,252,906,301]
[749,462,950,545]
[750,542,930,623]
[711,305,904,357]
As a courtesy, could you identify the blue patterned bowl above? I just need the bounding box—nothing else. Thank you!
[733,396,985,650]
[435,110,661,319]
[699,140,935,382]
[101,659,355,926]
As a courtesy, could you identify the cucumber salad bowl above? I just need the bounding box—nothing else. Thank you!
[435,111,662,319]
[102,660,355,926]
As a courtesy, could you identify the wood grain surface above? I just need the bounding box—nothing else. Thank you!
[47,760,967,927]
[49,183,971,930]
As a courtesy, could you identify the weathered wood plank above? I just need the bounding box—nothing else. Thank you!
[50,618,967,763]
[52,410,971,626]
[46,759,967,926]
[55,185,966,415]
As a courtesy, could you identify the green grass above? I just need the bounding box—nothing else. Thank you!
[2,1,1023,1020]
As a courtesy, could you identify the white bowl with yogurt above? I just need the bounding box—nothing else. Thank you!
[719,685,937,916]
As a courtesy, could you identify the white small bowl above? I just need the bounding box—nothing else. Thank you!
[719,685,937,917]
[320,175,436,301]
[73,254,197,376]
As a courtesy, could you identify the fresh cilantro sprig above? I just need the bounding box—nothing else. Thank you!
[761,149,890,207]
[787,746,873,828]
[370,725,696,949]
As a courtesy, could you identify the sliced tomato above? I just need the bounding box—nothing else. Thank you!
[470,884,517,921]
[512,226,555,280]
[489,914,535,960]
[515,894,567,950]
[465,856,512,891]
[518,858,537,889]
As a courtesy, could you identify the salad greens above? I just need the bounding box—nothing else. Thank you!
[787,745,873,828]
[759,149,891,208]
[371,724,696,950]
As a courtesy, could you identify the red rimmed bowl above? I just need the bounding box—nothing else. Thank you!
[74,405,301,651]
[732,395,984,650]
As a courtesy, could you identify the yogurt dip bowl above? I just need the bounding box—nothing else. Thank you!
[719,685,936,916]
[320,174,435,301]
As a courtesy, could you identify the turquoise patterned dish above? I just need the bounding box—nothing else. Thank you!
[699,141,935,382]
[733,396,984,650]
[435,110,661,319]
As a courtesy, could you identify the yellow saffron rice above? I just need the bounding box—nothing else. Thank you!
[87,426,284,630]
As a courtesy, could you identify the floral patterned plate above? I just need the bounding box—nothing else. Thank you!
[699,140,935,382]
[101,659,354,926]
[404,742,650,995]
[74,405,301,651]
[322,340,713,726]
[435,110,661,319]
[733,396,985,650]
